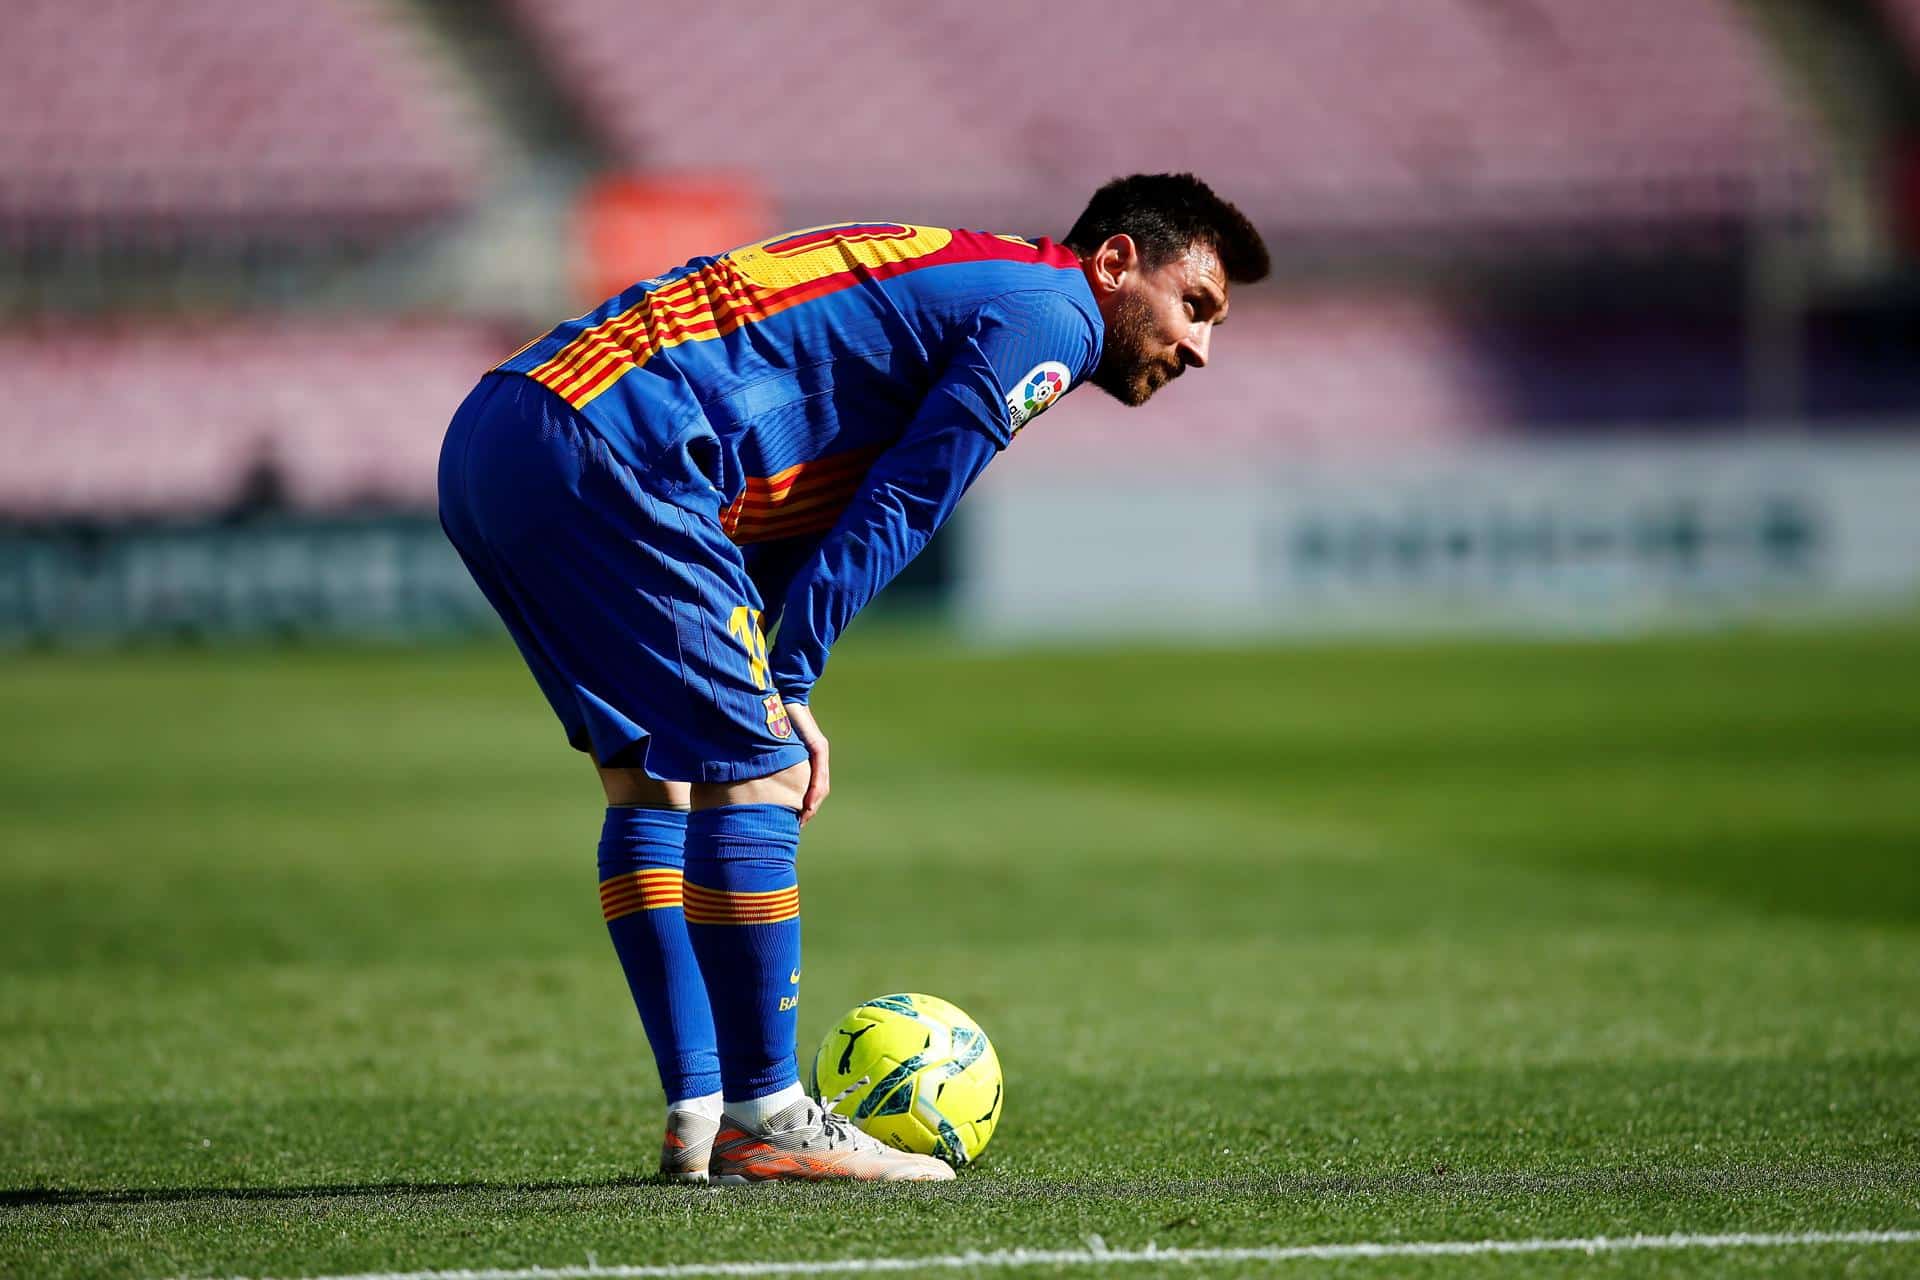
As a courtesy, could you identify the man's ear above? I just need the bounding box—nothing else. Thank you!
[1091,233,1138,294]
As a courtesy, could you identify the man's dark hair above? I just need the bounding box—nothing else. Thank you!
[1064,173,1270,284]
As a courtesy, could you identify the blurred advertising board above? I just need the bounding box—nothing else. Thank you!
[960,439,1920,636]
[0,516,491,646]
[0,509,952,646]
[6,440,1915,647]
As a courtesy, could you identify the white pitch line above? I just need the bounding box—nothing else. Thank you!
[188,1229,1920,1280]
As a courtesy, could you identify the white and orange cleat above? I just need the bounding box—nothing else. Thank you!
[659,1106,720,1183]
[708,1096,956,1184]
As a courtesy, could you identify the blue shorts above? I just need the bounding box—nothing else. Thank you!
[437,373,809,783]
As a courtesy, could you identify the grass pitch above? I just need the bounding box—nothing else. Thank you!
[1,623,1917,1278]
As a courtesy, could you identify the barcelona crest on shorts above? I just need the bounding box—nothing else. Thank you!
[764,694,793,739]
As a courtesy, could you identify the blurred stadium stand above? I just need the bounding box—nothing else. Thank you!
[4,1,1920,640]
[9,296,1912,526]
[507,0,1819,247]
[1015,293,1920,474]
[1017,296,1503,469]
[0,0,487,248]
[1879,0,1920,55]
[0,321,510,518]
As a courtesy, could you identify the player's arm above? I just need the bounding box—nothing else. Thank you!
[766,289,1098,713]
[768,409,998,826]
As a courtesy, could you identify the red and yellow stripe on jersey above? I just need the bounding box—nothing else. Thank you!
[681,881,801,926]
[493,221,1099,666]
[719,442,889,543]
[523,225,1029,413]
[599,868,683,923]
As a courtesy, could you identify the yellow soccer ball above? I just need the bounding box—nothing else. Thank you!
[811,993,1003,1167]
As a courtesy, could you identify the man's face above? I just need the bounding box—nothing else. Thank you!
[1089,241,1229,407]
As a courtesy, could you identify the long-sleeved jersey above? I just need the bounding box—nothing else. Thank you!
[495,223,1103,701]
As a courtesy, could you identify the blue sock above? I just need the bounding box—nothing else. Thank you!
[597,806,720,1103]
[682,803,802,1102]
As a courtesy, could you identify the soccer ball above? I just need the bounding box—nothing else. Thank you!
[811,992,1003,1167]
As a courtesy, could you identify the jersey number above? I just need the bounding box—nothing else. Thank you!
[729,607,771,691]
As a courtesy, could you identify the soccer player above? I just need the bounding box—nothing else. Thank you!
[438,173,1269,1184]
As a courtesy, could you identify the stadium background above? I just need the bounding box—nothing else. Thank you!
[5,0,1920,641]
[4,4,1919,1278]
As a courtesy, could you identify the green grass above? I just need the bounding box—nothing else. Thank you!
[2,623,1917,1278]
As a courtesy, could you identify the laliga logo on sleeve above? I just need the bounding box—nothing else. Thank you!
[1006,361,1071,434]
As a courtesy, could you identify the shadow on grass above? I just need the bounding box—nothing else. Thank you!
[0,1176,663,1207]
[7,1161,1917,1211]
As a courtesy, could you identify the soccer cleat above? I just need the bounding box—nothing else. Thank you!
[659,1106,721,1183]
[707,1096,957,1184]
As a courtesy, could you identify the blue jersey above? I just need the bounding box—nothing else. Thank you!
[495,223,1103,700]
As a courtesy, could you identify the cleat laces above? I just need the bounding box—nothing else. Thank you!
[813,1075,887,1152]
[821,1074,870,1116]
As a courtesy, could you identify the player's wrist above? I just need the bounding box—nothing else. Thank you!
[782,700,823,736]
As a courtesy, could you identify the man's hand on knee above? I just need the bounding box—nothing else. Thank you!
[690,705,827,823]
[782,703,829,826]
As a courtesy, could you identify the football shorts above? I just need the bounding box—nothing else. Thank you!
[438,373,809,783]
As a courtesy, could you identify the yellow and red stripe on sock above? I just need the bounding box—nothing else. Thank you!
[681,881,800,926]
[599,868,684,923]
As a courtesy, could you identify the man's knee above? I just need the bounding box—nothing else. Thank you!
[692,760,809,812]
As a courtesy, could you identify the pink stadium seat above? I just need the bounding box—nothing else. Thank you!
[0,0,486,241]
[5,298,1896,515]
[506,0,1817,244]
[1006,296,1501,476]
[0,301,1497,516]
[0,322,510,517]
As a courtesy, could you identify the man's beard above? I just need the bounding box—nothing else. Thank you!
[1090,292,1179,406]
